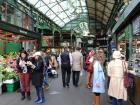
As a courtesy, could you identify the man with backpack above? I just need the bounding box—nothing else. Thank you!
[59,47,72,88]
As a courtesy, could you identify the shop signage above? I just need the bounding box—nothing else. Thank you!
[19,30,27,35]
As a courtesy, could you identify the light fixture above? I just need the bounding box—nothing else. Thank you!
[108,34,111,37]
[88,39,93,44]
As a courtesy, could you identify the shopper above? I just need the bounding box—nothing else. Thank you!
[92,51,105,105]
[71,47,83,87]
[30,52,45,104]
[42,50,49,91]
[50,53,58,70]
[59,47,72,87]
[107,51,127,105]
[85,50,95,88]
[16,50,31,100]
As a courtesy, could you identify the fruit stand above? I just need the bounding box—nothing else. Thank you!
[0,53,19,94]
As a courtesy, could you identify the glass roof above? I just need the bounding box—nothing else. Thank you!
[27,0,87,27]
[87,0,115,25]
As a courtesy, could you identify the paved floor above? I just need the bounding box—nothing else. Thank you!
[0,70,131,105]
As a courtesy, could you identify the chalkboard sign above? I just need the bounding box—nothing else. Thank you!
[132,15,140,35]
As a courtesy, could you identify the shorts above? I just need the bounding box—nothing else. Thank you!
[94,93,100,96]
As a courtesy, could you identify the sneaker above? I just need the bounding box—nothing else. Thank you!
[21,96,25,100]
[36,99,44,104]
[27,96,31,100]
[34,97,40,102]
[66,84,69,88]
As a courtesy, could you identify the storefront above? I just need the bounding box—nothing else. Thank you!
[0,21,41,55]
[112,1,140,104]
[126,13,140,105]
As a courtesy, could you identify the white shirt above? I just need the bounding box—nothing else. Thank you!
[58,52,73,65]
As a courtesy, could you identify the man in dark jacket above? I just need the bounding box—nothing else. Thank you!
[59,48,72,87]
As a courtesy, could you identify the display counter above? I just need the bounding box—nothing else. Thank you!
[128,71,140,105]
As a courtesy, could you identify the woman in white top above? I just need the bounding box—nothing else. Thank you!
[92,50,105,105]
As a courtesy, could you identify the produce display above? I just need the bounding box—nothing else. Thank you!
[0,66,18,81]
[0,53,19,82]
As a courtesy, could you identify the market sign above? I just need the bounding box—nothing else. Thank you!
[0,21,41,39]
[19,30,27,35]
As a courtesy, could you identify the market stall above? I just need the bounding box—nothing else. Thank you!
[0,53,19,94]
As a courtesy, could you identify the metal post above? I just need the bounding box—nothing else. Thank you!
[128,24,133,59]
[60,31,62,46]
[71,30,73,46]
[53,30,55,47]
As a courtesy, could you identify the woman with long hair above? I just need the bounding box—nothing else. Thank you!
[92,50,105,105]
[30,52,45,104]
[16,50,31,100]
[85,50,95,88]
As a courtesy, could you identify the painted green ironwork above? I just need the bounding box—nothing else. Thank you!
[5,0,61,32]
[113,0,140,34]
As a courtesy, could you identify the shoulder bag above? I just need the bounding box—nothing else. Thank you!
[122,61,131,88]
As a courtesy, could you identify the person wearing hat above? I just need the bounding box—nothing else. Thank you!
[30,51,45,104]
[107,51,127,105]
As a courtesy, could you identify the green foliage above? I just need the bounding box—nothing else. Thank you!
[0,66,18,81]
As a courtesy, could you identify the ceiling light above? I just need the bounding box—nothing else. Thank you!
[108,34,111,37]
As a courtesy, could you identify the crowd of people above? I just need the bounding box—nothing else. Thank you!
[16,48,59,104]
[15,47,128,105]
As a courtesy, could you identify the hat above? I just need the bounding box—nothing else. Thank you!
[33,52,42,57]
[112,51,121,59]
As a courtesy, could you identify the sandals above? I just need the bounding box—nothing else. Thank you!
[86,83,92,89]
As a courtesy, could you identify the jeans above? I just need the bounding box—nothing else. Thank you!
[72,71,80,86]
[111,97,123,105]
[35,86,45,100]
[44,71,49,86]
[61,64,71,87]
[19,73,30,92]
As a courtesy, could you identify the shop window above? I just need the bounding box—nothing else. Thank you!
[15,9,22,27]
[130,38,140,72]
[22,14,33,30]
[0,2,6,21]
[7,4,15,24]
[132,14,140,35]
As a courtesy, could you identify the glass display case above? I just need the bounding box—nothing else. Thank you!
[129,37,140,72]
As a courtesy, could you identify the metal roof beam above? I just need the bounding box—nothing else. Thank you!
[40,0,65,25]
[101,0,108,30]
[56,0,71,21]
[97,1,112,11]
[95,0,97,33]
[45,1,63,14]
[85,0,90,30]
[34,0,41,7]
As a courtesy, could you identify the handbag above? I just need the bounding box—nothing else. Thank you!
[87,63,93,72]
[122,61,130,88]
